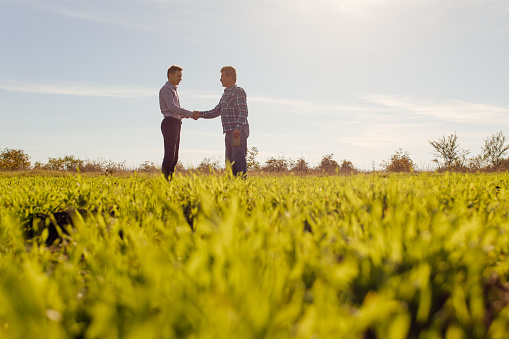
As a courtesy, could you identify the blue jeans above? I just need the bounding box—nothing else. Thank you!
[225,124,249,176]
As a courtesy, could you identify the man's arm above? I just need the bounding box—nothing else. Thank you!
[233,88,248,130]
[160,87,193,118]
[196,102,221,120]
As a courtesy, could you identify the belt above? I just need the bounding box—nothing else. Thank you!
[164,116,182,124]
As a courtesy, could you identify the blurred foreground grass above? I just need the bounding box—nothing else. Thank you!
[1,172,509,338]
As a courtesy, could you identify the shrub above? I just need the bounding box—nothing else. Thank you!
[481,131,509,170]
[81,159,107,172]
[197,157,222,173]
[43,155,85,171]
[175,161,185,172]
[0,148,31,170]
[137,161,159,173]
[467,155,485,172]
[339,159,355,173]
[429,133,469,170]
[318,154,338,173]
[33,161,44,170]
[45,157,65,171]
[102,159,127,174]
[247,147,260,171]
[380,148,417,172]
[497,158,509,171]
[263,156,292,172]
[39,156,128,173]
[292,157,310,174]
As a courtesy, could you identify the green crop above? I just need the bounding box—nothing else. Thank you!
[1,172,509,338]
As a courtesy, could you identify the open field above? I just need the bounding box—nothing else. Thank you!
[1,173,509,338]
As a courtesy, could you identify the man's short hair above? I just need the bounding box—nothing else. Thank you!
[221,66,237,82]
[167,65,183,79]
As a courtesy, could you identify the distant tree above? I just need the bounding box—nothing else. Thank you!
[481,131,509,169]
[456,149,471,171]
[80,158,127,172]
[0,148,31,170]
[497,158,509,172]
[197,157,222,173]
[318,153,338,173]
[380,148,417,172]
[45,157,65,171]
[292,157,310,174]
[247,147,260,171]
[81,159,107,172]
[467,155,484,172]
[44,155,84,171]
[101,159,127,174]
[175,161,185,172]
[429,133,469,170]
[137,161,159,172]
[339,159,355,173]
[33,161,44,170]
[62,155,84,171]
[263,156,292,172]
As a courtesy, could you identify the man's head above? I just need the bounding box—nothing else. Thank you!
[220,66,237,88]
[167,65,183,86]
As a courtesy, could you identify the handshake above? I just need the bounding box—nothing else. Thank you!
[190,111,201,120]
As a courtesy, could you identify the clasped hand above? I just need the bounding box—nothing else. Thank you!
[182,111,201,120]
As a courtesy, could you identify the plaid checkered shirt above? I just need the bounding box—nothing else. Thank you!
[201,85,248,133]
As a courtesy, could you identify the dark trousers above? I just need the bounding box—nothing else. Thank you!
[161,117,181,180]
[225,124,249,176]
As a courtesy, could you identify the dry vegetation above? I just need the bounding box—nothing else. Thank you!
[2,131,509,175]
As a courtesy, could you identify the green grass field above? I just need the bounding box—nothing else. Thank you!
[1,172,509,338]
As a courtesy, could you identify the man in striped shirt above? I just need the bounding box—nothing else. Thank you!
[193,66,249,177]
[159,65,194,180]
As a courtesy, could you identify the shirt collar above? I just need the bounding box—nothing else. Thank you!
[166,82,177,91]
[224,84,237,93]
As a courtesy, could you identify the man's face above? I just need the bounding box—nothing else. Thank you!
[220,72,234,88]
[168,70,183,86]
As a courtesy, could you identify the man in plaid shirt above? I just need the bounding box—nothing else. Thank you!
[193,66,250,176]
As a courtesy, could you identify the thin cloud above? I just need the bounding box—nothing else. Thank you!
[337,136,396,149]
[330,0,386,19]
[497,7,509,17]
[50,7,150,31]
[185,131,221,137]
[180,148,223,155]
[337,122,431,149]
[249,95,389,116]
[0,81,228,101]
[259,133,290,139]
[5,0,173,31]
[309,120,364,131]
[361,94,509,124]
[0,81,155,98]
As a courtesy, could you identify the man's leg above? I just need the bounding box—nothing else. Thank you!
[161,118,181,180]
[225,131,233,172]
[230,125,249,176]
[170,131,181,175]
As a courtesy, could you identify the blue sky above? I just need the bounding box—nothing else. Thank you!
[1,0,508,170]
